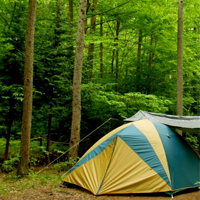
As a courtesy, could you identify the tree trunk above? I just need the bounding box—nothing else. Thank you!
[4,127,11,161]
[116,21,120,92]
[147,33,154,94]
[176,0,183,136]
[68,0,87,161]
[177,0,183,116]
[100,15,103,78]
[136,29,143,92]
[39,136,42,146]
[4,98,13,161]
[45,0,60,165]
[46,113,52,165]
[149,34,154,68]
[87,0,97,81]
[67,0,74,62]
[111,49,115,77]
[17,0,37,176]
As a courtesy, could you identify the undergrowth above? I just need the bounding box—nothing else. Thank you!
[0,169,64,199]
[0,139,69,172]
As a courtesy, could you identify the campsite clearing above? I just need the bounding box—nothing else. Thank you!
[0,182,199,200]
[0,168,199,200]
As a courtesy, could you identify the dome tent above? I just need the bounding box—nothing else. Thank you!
[63,119,200,195]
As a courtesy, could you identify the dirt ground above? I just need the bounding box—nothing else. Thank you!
[0,169,199,200]
[1,183,199,200]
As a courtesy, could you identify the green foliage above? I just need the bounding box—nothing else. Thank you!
[0,139,70,172]
[0,169,63,198]
[54,157,79,172]
[1,152,40,173]
[0,0,199,168]
[54,161,69,172]
[29,157,38,168]
[183,96,196,115]
[0,138,21,159]
[124,92,172,115]
[185,132,199,152]
[1,154,20,172]
[82,84,172,121]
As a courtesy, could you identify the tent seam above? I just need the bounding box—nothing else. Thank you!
[96,136,118,195]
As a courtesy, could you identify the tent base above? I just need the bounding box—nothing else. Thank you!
[63,181,199,197]
[165,187,199,196]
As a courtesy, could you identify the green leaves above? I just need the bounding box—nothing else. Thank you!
[81,83,172,121]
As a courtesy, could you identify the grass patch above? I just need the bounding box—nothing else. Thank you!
[0,168,64,199]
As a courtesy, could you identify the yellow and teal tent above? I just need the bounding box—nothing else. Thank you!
[63,119,200,195]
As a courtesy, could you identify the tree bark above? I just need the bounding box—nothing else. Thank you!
[136,29,142,92]
[176,0,184,134]
[147,33,154,94]
[67,0,74,61]
[116,21,120,92]
[87,0,97,81]
[176,0,183,136]
[111,49,115,77]
[17,0,37,176]
[177,0,183,117]
[46,113,52,165]
[100,15,103,78]
[4,122,12,161]
[4,99,13,161]
[68,0,87,160]
[39,136,42,146]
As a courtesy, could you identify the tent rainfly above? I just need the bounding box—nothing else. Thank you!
[63,119,200,195]
[124,110,200,133]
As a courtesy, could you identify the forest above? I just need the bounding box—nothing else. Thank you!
[0,0,199,175]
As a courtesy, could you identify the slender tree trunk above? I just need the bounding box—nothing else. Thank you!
[176,0,183,136]
[85,0,91,34]
[67,0,74,61]
[87,44,94,80]
[111,49,115,77]
[136,29,143,92]
[147,33,154,94]
[68,0,87,160]
[4,98,14,161]
[87,0,97,81]
[17,0,37,176]
[91,0,97,31]
[116,21,120,92]
[149,34,154,68]
[4,118,12,161]
[177,0,184,134]
[116,49,119,91]
[177,0,183,116]
[39,136,42,146]
[4,124,11,161]
[100,15,103,78]
[45,0,60,165]
[46,113,52,165]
